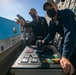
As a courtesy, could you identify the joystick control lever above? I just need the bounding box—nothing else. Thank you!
[36,40,43,52]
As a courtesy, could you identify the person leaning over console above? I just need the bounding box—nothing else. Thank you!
[15,8,49,44]
[40,0,76,75]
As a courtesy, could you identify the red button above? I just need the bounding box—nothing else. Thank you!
[26,49,33,53]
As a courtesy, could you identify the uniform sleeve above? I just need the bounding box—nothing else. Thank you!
[24,22,35,27]
[62,10,75,59]
[43,18,49,34]
[44,21,56,44]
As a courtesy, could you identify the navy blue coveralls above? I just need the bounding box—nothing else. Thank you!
[44,9,76,70]
[24,16,49,43]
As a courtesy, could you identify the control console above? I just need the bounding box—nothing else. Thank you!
[18,45,61,68]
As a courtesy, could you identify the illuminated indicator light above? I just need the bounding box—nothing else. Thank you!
[51,58,60,63]
[53,54,59,58]
[44,59,53,63]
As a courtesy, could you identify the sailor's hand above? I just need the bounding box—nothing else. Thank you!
[60,57,75,75]
[42,40,45,44]
[36,40,43,48]
[15,18,25,26]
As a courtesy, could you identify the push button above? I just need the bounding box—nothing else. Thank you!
[24,54,30,58]
[21,58,28,63]
[26,49,33,53]
[32,54,38,58]
[31,58,38,63]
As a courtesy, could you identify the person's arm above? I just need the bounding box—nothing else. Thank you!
[60,9,75,75]
[43,21,56,44]
[23,21,35,27]
[43,18,49,34]
[62,9,75,59]
[15,18,35,27]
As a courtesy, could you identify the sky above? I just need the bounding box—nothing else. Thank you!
[0,0,46,21]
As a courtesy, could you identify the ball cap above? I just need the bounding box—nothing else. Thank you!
[29,8,37,14]
[43,0,56,11]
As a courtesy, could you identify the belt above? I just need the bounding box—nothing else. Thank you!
[37,36,43,39]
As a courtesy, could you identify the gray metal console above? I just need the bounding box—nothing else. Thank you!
[11,45,63,75]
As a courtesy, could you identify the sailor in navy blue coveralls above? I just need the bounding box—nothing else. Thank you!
[43,1,76,75]
[16,8,49,44]
[24,16,48,41]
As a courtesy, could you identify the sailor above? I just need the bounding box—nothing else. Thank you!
[41,0,76,75]
[15,8,49,44]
